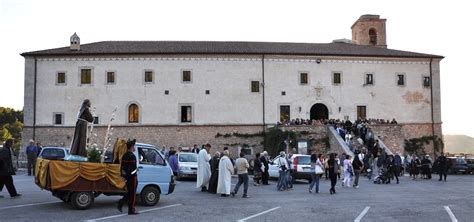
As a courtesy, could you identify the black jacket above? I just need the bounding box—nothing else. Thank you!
[352,156,364,170]
[121,151,137,179]
[260,156,269,171]
[0,147,15,176]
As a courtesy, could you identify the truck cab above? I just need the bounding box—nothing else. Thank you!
[134,143,175,206]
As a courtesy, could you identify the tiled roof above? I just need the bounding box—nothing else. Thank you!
[21,41,443,58]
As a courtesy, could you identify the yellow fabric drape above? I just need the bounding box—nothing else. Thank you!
[113,138,127,164]
[35,158,50,188]
[48,161,125,190]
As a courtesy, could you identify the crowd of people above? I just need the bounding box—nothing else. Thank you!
[194,144,273,198]
[277,118,398,127]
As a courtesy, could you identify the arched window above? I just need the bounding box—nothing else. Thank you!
[369,29,377,45]
[128,104,139,123]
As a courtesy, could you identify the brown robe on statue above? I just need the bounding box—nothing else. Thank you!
[70,106,94,157]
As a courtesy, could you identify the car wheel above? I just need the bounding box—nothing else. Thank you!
[71,192,94,210]
[141,186,160,206]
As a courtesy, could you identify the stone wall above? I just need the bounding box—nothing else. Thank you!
[22,123,443,161]
[370,123,443,157]
[278,125,329,154]
[22,125,265,159]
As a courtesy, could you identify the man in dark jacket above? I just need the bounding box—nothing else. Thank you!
[436,152,448,182]
[0,139,21,198]
[352,151,364,188]
[260,151,270,185]
[117,139,139,215]
[392,153,402,184]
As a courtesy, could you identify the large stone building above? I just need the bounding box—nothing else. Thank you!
[20,15,443,156]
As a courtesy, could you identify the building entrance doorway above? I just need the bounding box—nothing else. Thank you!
[310,103,329,120]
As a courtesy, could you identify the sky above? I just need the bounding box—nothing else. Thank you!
[0,0,473,137]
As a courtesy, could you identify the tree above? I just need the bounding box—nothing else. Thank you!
[0,107,23,148]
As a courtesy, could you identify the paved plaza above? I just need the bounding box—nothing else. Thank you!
[0,170,472,222]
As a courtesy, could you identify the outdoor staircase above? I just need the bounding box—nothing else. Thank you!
[327,126,354,157]
[374,134,393,155]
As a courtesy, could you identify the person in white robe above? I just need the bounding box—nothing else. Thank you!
[217,150,234,196]
[196,144,212,192]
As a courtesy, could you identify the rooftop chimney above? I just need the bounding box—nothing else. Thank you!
[70,33,80,51]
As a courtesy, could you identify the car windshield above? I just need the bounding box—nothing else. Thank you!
[297,156,311,165]
[457,159,466,164]
[42,148,65,158]
[179,153,197,162]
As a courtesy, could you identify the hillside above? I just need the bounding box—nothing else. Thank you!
[444,135,474,154]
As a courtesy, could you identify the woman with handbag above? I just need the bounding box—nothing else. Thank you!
[309,154,324,193]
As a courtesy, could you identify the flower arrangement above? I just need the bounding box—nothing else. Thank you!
[86,143,101,162]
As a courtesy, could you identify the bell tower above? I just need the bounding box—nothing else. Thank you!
[70,32,80,51]
[351,15,387,48]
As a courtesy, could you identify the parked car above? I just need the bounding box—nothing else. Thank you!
[38,147,70,160]
[177,152,198,180]
[288,154,312,183]
[268,154,312,183]
[465,158,474,174]
[447,157,468,174]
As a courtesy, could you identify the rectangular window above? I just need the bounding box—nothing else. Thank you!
[93,116,99,124]
[57,72,66,84]
[300,73,308,85]
[333,72,341,85]
[357,106,367,120]
[251,81,260,93]
[365,74,374,85]
[397,74,405,86]
[423,76,431,87]
[81,69,92,84]
[280,105,290,123]
[106,72,115,84]
[144,71,153,83]
[182,70,192,82]
[205,90,210,95]
[181,106,192,123]
[54,113,63,125]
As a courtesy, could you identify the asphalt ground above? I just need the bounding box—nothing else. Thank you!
[0,170,473,222]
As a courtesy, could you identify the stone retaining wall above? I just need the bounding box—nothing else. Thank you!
[21,123,442,160]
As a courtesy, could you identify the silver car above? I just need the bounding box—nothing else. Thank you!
[177,152,198,180]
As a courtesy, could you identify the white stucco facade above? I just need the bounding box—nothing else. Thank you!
[22,54,441,128]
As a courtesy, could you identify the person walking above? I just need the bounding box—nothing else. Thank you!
[393,152,402,184]
[276,151,289,191]
[217,150,234,197]
[168,150,179,177]
[309,154,323,193]
[352,151,364,188]
[343,154,353,187]
[196,144,212,192]
[231,152,250,198]
[436,152,448,182]
[25,139,38,176]
[253,153,262,186]
[117,139,138,215]
[0,139,22,198]
[260,151,270,185]
[328,153,338,194]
